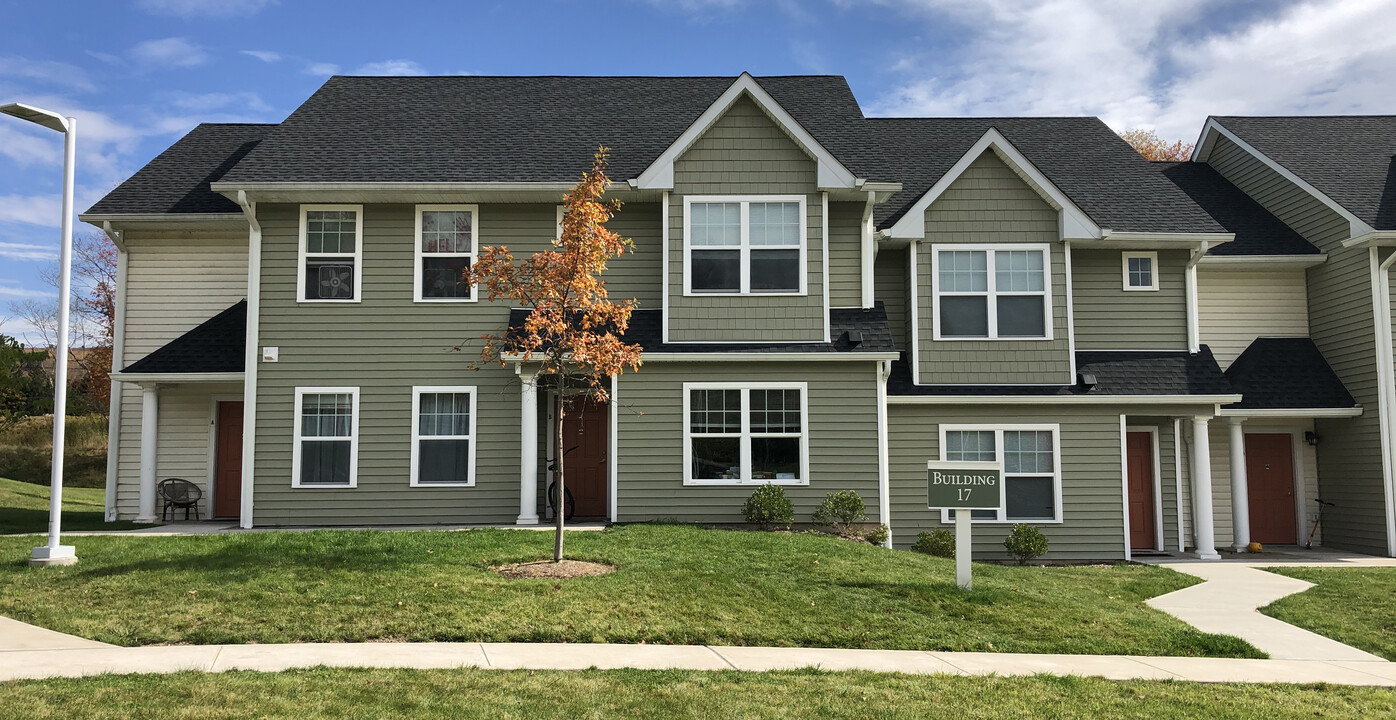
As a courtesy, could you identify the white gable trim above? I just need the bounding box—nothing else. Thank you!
[883,128,1100,241]
[1193,118,1376,238]
[633,72,859,191]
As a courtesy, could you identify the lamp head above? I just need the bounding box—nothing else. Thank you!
[0,103,69,133]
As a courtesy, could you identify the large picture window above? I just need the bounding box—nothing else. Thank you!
[685,196,805,295]
[415,205,477,301]
[940,425,1060,523]
[684,383,808,484]
[933,244,1050,339]
[293,388,359,488]
[411,387,476,486]
[299,205,363,302]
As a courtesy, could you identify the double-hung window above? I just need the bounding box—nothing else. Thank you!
[411,387,476,487]
[933,244,1050,339]
[940,425,1060,522]
[685,383,808,484]
[1122,251,1158,291]
[685,196,805,295]
[299,205,363,302]
[293,388,358,488]
[415,205,477,301]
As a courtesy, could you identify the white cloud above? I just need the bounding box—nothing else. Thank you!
[0,194,62,227]
[0,241,57,262]
[0,281,55,298]
[168,91,272,113]
[865,0,1396,140]
[130,37,209,69]
[136,0,275,18]
[353,60,427,76]
[240,50,282,63]
[0,56,94,92]
[303,62,340,77]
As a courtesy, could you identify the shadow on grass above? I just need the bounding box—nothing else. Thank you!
[0,508,156,535]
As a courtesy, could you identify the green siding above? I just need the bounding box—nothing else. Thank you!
[828,201,864,307]
[615,362,882,524]
[1207,134,1388,554]
[887,405,1125,560]
[599,202,663,308]
[667,95,826,342]
[1073,249,1189,350]
[874,246,909,350]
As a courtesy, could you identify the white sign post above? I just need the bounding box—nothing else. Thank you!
[926,460,1004,590]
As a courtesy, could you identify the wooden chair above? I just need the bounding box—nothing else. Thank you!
[157,478,203,521]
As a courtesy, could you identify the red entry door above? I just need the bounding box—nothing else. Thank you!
[559,397,608,518]
[214,401,244,518]
[1246,433,1298,544]
[1126,431,1157,551]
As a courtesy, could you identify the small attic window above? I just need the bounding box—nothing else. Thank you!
[1123,252,1158,292]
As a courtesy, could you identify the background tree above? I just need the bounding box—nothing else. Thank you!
[465,147,643,562]
[0,334,53,423]
[1119,128,1195,161]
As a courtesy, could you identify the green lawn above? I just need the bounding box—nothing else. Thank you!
[0,524,1259,656]
[1262,567,1396,660]
[2,668,1391,720]
[0,477,156,535]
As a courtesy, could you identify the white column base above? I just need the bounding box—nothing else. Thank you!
[1195,550,1221,560]
[516,514,539,526]
[30,545,77,567]
[135,515,158,524]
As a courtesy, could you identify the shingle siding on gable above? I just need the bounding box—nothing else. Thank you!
[1072,249,1188,351]
[599,202,663,309]
[827,201,864,307]
[916,151,1071,385]
[667,95,826,342]
[1206,134,1388,554]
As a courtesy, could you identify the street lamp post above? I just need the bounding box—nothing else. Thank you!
[2,103,79,567]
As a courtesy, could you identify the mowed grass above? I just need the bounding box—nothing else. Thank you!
[0,477,155,535]
[1261,567,1396,660]
[0,525,1259,656]
[3,667,1392,720]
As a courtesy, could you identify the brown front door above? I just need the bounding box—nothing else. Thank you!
[1246,433,1298,544]
[214,401,244,518]
[559,397,608,518]
[1126,431,1157,550]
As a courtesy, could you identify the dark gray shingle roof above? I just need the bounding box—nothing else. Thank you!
[888,346,1234,397]
[84,124,272,216]
[121,301,245,374]
[1224,338,1356,410]
[218,75,876,185]
[1154,161,1319,256]
[867,117,1227,234]
[1213,115,1396,231]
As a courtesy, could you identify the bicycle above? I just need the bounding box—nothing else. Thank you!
[546,449,577,521]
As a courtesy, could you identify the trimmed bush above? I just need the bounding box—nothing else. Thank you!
[912,528,955,558]
[742,484,793,531]
[863,524,889,546]
[1004,523,1049,564]
[811,490,866,535]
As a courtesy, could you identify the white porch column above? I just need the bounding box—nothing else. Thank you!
[1229,418,1252,552]
[136,383,159,523]
[517,369,540,525]
[1190,416,1220,559]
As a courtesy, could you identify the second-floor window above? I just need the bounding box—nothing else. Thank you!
[415,205,478,302]
[1123,251,1158,291]
[933,244,1051,340]
[299,205,363,302]
[685,196,805,295]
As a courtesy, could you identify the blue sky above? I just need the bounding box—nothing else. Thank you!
[4,0,1396,342]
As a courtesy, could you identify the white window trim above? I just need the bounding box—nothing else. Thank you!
[413,204,479,303]
[410,385,477,488]
[1122,251,1159,292]
[298,204,364,304]
[291,386,360,489]
[682,381,810,486]
[931,243,1053,341]
[938,423,1063,524]
[682,195,808,297]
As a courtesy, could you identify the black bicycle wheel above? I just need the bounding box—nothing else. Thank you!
[548,482,577,521]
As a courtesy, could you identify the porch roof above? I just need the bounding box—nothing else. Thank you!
[121,300,246,375]
[1224,337,1357,410]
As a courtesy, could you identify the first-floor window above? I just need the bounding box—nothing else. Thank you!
[686,384,807,484]
[294,388,358,487]
[942,426,1059,522]
[412,387,476,486]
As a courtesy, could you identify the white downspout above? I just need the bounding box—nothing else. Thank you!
[1370,247,1396,555]
[861,193,876,309]
[1185,241,1211,354]
[235,190,261,530]
[101,221,126,522]
[876,359,892,547]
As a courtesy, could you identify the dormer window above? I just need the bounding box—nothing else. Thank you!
[684,196,805,295]
[932,244,1051,340]
[299,205,363,303]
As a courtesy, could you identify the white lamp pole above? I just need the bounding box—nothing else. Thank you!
[2,103,78,567]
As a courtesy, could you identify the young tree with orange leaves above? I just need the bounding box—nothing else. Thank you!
[465,147,643,562]
[1119,128,1195,162]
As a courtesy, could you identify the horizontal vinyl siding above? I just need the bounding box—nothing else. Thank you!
[1198,268,1310,368]
[615,362,882,524]
[599,202,663,309]
[1207,134,1386,554]
[874,246,909,350]
[888,405,1126,560]
[917,151,1071,384]
[666,95,825,342]
[828,201,864,307]
[1073,249,1188,351]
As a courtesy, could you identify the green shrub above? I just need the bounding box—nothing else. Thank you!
[1004,523,1049,564]
[742,484,793,531]
[863,524,889,546]
[912,528,955,558]
[811,490,866,535]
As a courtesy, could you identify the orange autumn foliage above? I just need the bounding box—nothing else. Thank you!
[1119,128,1195,162]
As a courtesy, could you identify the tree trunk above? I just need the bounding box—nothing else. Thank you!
[554,400,565,562]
